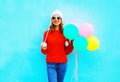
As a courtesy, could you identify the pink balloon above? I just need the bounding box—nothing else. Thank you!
[78,23,94,37]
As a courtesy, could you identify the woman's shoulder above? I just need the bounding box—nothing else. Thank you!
[44,30,50,34]
[44,30,49,33]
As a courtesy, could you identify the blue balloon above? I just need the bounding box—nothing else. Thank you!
[63,24,79,40]
[73,36,88,51]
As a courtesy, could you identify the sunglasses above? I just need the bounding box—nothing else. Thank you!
[52,16,61,20]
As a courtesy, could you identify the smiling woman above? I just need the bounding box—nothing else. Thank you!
[41,10,73,82]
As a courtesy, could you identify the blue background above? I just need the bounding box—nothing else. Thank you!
[0,0,120,82]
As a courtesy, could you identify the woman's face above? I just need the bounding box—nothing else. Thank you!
[51,14,62,26]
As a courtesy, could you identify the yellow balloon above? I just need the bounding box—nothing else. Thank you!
[87,36,100,50]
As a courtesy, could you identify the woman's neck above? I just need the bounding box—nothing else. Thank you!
[55,26,59,30]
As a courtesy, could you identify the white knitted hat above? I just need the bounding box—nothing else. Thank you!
[51,10,63,19]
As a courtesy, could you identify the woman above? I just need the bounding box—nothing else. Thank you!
[41,10,73,82]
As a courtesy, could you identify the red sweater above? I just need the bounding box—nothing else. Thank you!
[41,30,73,63]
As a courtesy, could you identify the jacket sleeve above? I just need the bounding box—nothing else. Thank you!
[41,30,48,54]
[41,48,47,54]
[65,40,73,55]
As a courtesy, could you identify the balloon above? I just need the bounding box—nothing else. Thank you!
[73,36,88,51]
[71,22,80,28]
[87,36,100,50]
[63,24,79,40]
[78,23,94,37]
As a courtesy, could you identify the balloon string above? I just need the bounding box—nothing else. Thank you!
[44,28,49,42]
[71,50,78,82]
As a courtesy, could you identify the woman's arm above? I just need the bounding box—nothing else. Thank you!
[41,31,48,54]
[65,40,73,55]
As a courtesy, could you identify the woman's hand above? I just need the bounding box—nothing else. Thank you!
[41,42,47,50]
[65,40,72,47]
[65,41,69,47]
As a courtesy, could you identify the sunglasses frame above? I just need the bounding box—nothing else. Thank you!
[51,16,61,20]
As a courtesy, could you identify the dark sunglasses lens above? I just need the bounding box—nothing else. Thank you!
[52,17,56,19]
[57,17,61,19]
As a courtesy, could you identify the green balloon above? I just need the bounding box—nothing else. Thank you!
[63,24,79,40]
[73,36,88,51]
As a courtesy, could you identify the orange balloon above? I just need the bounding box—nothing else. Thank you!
[87,36,100,50]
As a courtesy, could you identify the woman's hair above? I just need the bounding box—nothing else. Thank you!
[49,21,64,33]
